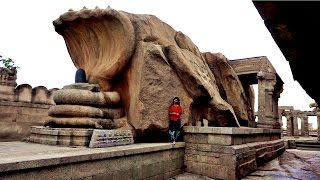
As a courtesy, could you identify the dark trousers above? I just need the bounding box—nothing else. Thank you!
[168,120,181,142]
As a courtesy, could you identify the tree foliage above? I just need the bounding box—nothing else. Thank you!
[0,55,19,69]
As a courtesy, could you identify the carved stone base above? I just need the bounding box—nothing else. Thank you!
[89,129,134,148]
[257,121,275,129]
[29,126,93,146]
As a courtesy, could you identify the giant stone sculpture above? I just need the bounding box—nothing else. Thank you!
[49,6,254,142]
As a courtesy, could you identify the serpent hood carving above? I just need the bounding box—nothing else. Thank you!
[53,7,253,142]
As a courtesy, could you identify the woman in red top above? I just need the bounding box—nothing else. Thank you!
[168,97,182,145]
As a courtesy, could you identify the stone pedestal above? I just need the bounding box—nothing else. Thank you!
[29,126,94,146]
[183,126,284,180]
[317,112,320,141]
[29,126,134,147]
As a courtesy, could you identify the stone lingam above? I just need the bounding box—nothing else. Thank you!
[31,6,256,146]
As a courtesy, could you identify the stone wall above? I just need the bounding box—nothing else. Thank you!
[183,127,285,180]
[0,84,58,141]
[0,142,185,180]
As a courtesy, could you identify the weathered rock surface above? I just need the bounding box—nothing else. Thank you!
[203,52,253,125]
[53,7,256,141]
[54,7,135,91]
[115,41,192,142]
[166,45,240,127]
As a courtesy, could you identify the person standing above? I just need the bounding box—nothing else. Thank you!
[168,97,182,145]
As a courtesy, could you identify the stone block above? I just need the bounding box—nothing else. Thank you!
[31,86,48,104]
[0,113,17,122]
[208,134,232,145]
[0,93,15,101]
[184,127,285,180]
[185,160,234,180]
[0,105,19,114]
[184,134,208,144]
[29,126,93,147]
[163,158,184,172]
[237,159,257,179]
[163,169,183,179]
[133,162,164,179]
[90,168,134,180]
[15,84,32,103]
[89,129,134,148]
[0,164,73,180]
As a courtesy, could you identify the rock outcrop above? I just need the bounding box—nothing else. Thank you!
[53,7,253,141]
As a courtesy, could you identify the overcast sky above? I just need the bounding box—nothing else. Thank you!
[0,0,316,127]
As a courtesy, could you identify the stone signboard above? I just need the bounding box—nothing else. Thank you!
[89,129,134,148]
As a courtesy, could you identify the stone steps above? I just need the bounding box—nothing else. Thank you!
[295,141,320,151]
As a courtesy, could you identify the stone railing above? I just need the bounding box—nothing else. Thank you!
[0,83,58,105]
[0,83,59,141]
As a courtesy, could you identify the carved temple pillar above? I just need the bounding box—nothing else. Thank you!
[278,109,284,137]
[285,112,293,136]
[291,110,300,137]
[302,114,309,137]
[301,113,309,137]
[317,111,320,141]
[273,85,283,129]
[257,71,277,129]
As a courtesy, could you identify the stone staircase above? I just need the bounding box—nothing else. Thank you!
[295,140,320,151]
[287,139,320,151]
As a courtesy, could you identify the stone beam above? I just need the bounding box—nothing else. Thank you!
[279,106,294,110]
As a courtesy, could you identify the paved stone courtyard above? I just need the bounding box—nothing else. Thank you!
[1,141,320,179]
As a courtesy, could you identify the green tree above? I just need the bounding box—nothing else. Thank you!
[0,55,19,69]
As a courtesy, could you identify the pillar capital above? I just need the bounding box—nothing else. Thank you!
[257,71,276,80]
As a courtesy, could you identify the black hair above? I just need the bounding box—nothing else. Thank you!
[171,97,180,105]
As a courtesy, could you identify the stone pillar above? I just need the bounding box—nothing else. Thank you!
[272,85,283,129]
[300,114,305,137]
[317,111,320,141]
[303,114,309,137]
[285,112,293,136]
[298,112,309,137]
[292,110,299,137]
[278,109,284,136]
[257,72,266,125]
[257,71,276,129]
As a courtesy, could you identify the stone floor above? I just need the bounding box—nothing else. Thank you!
[1,139,320,180]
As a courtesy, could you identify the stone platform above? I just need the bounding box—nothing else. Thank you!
[183,126,285,180]
[29,126,94,146]
[29,126,134,147]
[0,141,185,180]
